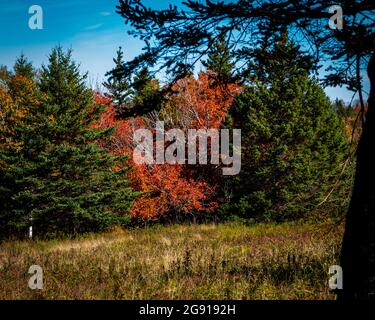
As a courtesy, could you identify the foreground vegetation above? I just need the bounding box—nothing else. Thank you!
[0,222,342,300]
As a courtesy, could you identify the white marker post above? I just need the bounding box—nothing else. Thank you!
[29,215,33,239]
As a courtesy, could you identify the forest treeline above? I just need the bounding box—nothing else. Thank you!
[0,38,360,239]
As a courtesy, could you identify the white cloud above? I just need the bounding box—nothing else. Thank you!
[85,23,103,31]
[100,11,112,16]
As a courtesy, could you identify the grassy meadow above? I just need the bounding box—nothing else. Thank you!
[0,222,342,300]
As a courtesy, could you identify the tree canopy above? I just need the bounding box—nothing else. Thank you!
[116,0,374,92]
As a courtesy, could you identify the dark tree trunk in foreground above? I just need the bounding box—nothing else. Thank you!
[340,52,375,300]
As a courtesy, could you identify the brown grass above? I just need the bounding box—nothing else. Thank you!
[0,222,343,300]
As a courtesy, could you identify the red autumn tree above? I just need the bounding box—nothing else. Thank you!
[161,72,241,130]
[96,72,241,220]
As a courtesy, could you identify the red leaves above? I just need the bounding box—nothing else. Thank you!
[130,164,217,219]
[96,72,240,219]
[169,72,241,129]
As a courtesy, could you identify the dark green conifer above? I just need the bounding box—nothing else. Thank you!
[14,53,35,79]
[224,40,348,221]
[104,47,132,118]
[1,47,137,238]
[203,33,235,84]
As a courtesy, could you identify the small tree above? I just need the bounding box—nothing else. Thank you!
[104,47,132,118]
[202,33,235,84]
[106,56,163,118]
[13,53,35,79]
[129,67,163,117]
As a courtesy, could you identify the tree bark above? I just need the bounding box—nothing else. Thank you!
[339,52,375,300]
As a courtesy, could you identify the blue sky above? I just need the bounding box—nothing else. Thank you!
[0,0,149,86]
[0,0,367,102]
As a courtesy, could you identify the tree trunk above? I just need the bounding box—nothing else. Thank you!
[339,52,375,300]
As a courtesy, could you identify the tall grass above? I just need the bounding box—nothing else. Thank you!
[0,222,342,300]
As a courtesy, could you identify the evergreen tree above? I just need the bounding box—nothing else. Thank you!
[13,53,35,79]
[104,47,132,118]
[248,33,314,85]
[130,67,162,117]
[224,41,348,222]
[105,52,162,118]
[1,47,137,238]
[0,71,41,238]
[203,33,235,84]
[333,98,351,118]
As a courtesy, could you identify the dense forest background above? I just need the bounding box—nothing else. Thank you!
[0,38,360,238]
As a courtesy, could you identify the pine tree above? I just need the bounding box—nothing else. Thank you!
[130,67,162,117]
[1,47,137,238]
[0,70,41,238]
[13,53,35,79]
[203,33,235,84]
[104,47,132,118]
[224,40,348,222]
[248,32,314,85]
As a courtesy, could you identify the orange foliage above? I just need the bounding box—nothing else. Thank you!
[96,72,241,219]
[342,103,367,144]
[0,76,41,153]
[129,164,216,219]
[165,72,242,129]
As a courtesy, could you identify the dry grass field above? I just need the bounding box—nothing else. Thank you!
[0,222,342,300]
